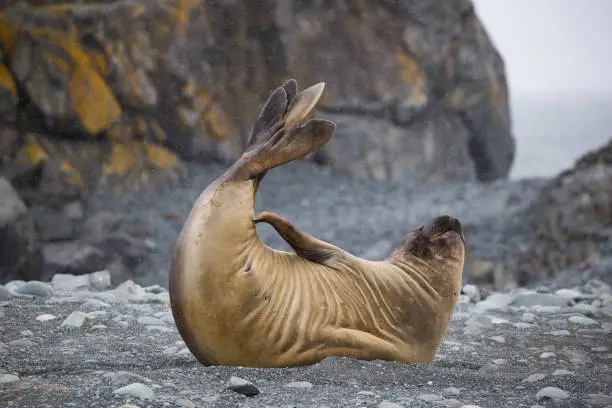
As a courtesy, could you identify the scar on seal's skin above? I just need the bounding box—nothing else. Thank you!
[168,79,467,368]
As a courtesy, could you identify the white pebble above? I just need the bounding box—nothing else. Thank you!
[552,369,575,376]
[283,381,313,389]
[0,374,20,384]
[535,386,569,401]
[61,311,88,328]
[522,373,547,383]
[569,315,599,326]
[113,383,155,400]
[36,314,57,322]
[539,352,556,359]
[378,402,403,408]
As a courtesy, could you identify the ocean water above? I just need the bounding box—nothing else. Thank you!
[509,94,612,180]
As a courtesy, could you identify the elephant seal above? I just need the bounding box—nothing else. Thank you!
[169,79,466,368]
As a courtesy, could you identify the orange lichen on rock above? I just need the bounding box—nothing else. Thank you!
[396,47,428,105]
[102,142,137,176]
[1,9,120,134]
[68,65,122,134]
[144,141,178,169]
[60,159,84,186]
[15,135,49,166]
[0,63,17,98]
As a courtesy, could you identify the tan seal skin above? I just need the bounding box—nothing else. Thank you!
[169,79,466,368]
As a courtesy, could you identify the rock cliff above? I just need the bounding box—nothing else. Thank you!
[0,0,515,206]
[505,139,612,286]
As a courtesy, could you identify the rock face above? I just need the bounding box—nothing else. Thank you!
[505,139,612,286]
[0,177,43,283]
[0,0,514,206]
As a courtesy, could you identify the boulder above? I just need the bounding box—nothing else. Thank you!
[505,139,612,286]
[0,0,514,203]
[0,177,43,284]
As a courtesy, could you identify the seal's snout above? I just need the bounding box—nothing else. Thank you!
[424,215,465,245]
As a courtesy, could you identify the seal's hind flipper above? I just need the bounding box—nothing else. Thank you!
[243,81,336,174]
[247,80,297,150]
[254,211,349,269]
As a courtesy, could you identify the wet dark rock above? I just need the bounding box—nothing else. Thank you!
[0,177,43,285]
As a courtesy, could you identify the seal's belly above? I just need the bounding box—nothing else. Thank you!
[210,255,436,366]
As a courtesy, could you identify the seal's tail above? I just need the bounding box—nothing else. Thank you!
[243,79,337,174]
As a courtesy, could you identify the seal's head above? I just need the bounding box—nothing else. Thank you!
[390,215,466,297]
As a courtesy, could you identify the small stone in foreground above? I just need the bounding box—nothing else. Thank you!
[227,376,260,397]
[585,394,612,406]
[417,393,442,402]
[61,311,88,328]
[113,382,155,400]
[522,373,546,383]
[539,352,556,359]
[568,315,598,326]
[378,402,403,408]
[14,281,53,298]
[173,398,196,408]
[36,313,57,322]
[0,374,20,384]
[552,369,574,376]
[535,386,569,401]
[0,286,13,300]
[284,381,313,389]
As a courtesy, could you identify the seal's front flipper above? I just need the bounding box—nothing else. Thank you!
[243,80,336,175]
[254,211,348,269]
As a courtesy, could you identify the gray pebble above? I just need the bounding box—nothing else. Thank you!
[0,286,13,300]
[417,394,442,402]
[521,312,537,322]
[137,316,165,326]
[9,338,36,347]
[145,325,175,333]
[434,399,463,407]
[462,284,480,303]
[489,335,505,344]
[4,280,25,292]
[173,398,196,408]
[585,394,612,407]
[568,315,599,326]
[510,293,569,308]
[0,374,20,384]
[459,405,482,408]
[20,330,33,337]
[514,322,535,329]
[113,382,155,400]
[442,387,461,396]
[555,288,583,299]
[89,270,112,291]
[14,281,53,298]
[475,293,513,311]
[284,381,313,389]
[61,311,88,328]
[104,371,149,387]
[79,299,111,312]
[227,376,260,397]
[522,373,547,383]
[550,330,571,336]
[535,386,569,401]
[552,369,575,376]
[539,352,556,359]
[378,402,403,408]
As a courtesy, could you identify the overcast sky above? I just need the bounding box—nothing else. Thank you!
[472,0,612,97]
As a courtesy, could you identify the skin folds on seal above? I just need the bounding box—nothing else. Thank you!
[169,79,467,368]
